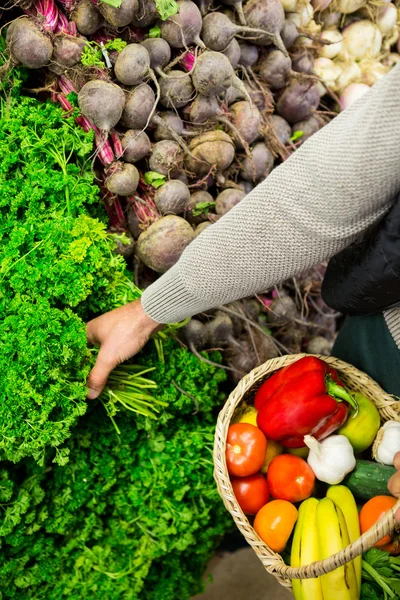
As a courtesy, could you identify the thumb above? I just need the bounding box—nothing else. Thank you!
[86,349,116,400]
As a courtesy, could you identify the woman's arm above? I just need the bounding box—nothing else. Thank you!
[142,63,400,323]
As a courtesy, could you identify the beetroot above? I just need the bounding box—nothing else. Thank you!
[153,112,184,141]
[276,80,320,124]
[121,130,151,163]
[223,39,241,68]
[188,94,220,123]
[292,50,314,74]
[186,190,214,224]
[192,51,249,100]
[201,12,271,52]
[230,101,262,148]
[244,0,288,56]
[239,43,259,67]
[78,80,125,132]
[121,84,156,129]
[185,130,235,176]
[240,142,274,182]
[160,0,204,49]
[270,114,292,145]
[216,188,246,215]
[194,222,213,237]
[105,162,139,196]
[181,319,209,350]
[207,311,239,347]
[141,38,171,71]
[220,0,246,25]
[159,70,195,108]
[110,231,135,259]
[114,44,150,86]
[132,0,158,27]
[49,34,86,75]
[72,0,103,35]
[6,18,53,69]
[98,0,138,27]
[258,50,292,90]
[149,140,183,177]
[137,215,195,273]
[306,336,333,355]
[281,20,300,49]
[154,180,190,214]
[292,116,321,143]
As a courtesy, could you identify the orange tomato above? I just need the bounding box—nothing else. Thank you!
[254,499,298,552]
[360,495,400,555]
[267,454,315,502]
[226,424,267,477]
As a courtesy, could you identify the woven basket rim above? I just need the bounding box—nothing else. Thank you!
[213,353,400,591]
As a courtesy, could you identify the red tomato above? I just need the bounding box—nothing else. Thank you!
[231,473,270,515]
[226,424,267,477]
[267,454,315,502]
[360,496,400,555]
[254,499,298,552]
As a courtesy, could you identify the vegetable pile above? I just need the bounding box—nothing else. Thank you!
[2,0,399,378]
[226,356,400,600]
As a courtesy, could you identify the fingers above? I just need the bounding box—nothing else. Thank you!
[86,318,100,347]
[86,348,116,400]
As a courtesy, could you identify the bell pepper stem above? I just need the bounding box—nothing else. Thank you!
[326,377,358,411]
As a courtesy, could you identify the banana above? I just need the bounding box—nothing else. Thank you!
[316,498,355,600]
[299,498,324,600]
[327,485,362,594]
[291,498,306,600]
[335,503,359,600]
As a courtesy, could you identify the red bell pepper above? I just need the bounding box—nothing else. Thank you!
[255,356,358,448]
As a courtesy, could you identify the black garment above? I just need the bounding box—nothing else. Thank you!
[322,194,400,316]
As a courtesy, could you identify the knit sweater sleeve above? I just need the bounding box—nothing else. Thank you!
[142,64,400,324]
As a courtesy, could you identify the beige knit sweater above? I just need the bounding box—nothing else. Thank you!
[142,63,400,350]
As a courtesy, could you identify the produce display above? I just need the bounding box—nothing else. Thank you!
[227,356,400,600]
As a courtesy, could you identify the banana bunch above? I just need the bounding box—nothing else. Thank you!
[291,486,361,600]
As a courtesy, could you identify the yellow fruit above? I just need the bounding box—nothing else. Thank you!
[233,405,258,427]
[338,392,381,454]
[261,439,283,473]
[288,447,309,460]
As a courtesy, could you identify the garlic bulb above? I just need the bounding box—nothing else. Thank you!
[373,421,400,466]
[304,435,356,484]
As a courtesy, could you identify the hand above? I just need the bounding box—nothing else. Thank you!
[388,452,400,520]
[86,299,161,400]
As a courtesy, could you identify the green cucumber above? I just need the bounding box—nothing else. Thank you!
[343,460,396,501]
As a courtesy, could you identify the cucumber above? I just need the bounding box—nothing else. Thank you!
[343,460,396,501]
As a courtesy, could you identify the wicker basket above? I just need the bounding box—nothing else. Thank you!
[213,354,400,592]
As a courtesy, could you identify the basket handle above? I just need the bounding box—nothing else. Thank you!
[275,499,400,580]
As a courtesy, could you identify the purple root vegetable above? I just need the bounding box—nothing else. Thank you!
[6,18,53,69]
[121,130,151,163]
[159,70,195,108]
[154,179,190,214]
[201,12,275,52]
[137,215,195,273]
[98,0,139,27]
[114,44,151,86]
[71,0,103,35]
[240,142,274,182]
[239,43,259,67]
[306,336,333,356]
[159,0,205,49]
[149,140,183,177]
[268,295,298,322]
[239,179,254,194]
[244,0,288,56]
[140,38,171,72]
[49,34,87,75]
[207,311,240,347]
[230,101,262,148]
[78,80,125,132]
[105,162,140,196]
[127,204,142,239]
[276,79,320,124]
[225,84,245,105]
[185,130,235,176]
[223,38,241,68]
[292,116,321,143]
[220,0,246,25]
[131,0,158,27]
[216,188,246,215]
[258,50,292,90]
[281,20,300,50]
[194,221,213,236]
[244,81,270,111]
[270,114,292,145]
[109,231,135,259]
[292,50,314,74]
[153,111,184,141]
[186,190,214,224]
[121,84,156,129]
[192,51,250,100]
[181,319,208,350]
[187,94,220,123]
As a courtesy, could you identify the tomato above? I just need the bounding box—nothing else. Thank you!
[226,423,267,477]
[231,473,270,515]
[254,499,298,552]
[360,496,400,555]
[267,454,315,502]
